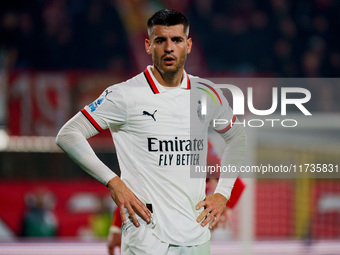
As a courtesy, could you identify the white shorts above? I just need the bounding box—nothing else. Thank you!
[121,220,210,255]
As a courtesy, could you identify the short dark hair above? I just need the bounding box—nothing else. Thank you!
[147,9,190,37]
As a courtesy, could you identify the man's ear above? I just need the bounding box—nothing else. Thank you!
[187,38,192,54]
[145,39,151,55]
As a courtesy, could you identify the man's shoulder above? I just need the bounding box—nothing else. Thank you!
[106,71,147,92]
[188,75,216,88]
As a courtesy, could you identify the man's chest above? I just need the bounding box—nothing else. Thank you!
[124,90,192,135]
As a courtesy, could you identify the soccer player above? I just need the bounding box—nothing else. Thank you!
[56,9,246,254]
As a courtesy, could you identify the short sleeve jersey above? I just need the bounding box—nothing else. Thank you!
[81,65,235,246]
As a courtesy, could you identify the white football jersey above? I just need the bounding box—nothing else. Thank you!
[81,65,235,245]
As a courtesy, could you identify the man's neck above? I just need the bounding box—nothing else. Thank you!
[151,66,183,87]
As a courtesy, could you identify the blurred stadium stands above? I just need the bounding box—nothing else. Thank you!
[0,0,340,77]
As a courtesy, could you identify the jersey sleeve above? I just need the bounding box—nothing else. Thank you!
[203,82,246,200]
[81,85,127,132]
[209,86,236,134]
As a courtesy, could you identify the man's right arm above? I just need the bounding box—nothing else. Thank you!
[55,112,150,226]
[56,112,116,184]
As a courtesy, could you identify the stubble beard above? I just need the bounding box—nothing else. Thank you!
[154,54,187,83]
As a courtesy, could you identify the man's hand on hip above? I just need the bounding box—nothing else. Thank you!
[107,177,151,227]
[196,193,228,230]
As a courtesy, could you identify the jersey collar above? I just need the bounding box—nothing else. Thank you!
[144,65,191,94]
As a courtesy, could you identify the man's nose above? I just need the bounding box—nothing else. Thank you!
[164,40,174,53]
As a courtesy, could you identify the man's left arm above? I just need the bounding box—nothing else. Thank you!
[196,123,247,229]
